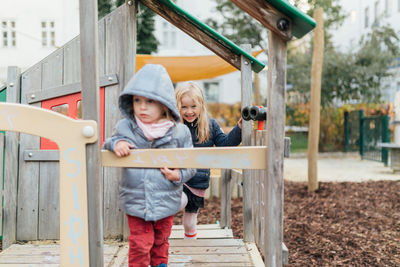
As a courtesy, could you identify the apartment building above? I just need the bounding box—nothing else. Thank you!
[0,0,80,87]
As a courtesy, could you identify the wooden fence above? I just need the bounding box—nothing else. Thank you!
[2,4,134,241]
[220,130,289,264]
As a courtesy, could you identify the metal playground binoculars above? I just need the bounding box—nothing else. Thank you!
[241,106,267,130]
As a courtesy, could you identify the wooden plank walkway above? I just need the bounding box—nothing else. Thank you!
[0,224,264,266]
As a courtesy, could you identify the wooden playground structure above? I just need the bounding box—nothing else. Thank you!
[0,0,315,266]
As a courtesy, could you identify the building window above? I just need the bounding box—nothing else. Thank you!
[374,1,380,22]
[171,31,176,47]
[162,22,177,49]
[364,7,369,28]
[163,29,176,49]
[1,20,16,48]
[203,82,219,102]
[41,20,55,47]
[163,31,169,47]
[350,10,357,23]
[385,0,391,16]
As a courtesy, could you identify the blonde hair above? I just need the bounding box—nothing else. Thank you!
[175,82,210,143]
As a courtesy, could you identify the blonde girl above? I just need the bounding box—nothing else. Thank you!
[175,81,242,239]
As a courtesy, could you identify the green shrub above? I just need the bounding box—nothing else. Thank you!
[208,102,393,152]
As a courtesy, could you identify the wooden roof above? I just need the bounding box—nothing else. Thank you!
[140,0,266,73]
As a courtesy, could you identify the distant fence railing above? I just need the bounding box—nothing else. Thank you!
[344,110,389,165]
[0,85,5,241]
[344,110,363,152]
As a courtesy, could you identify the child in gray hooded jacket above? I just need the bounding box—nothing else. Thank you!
[103,64,195,267]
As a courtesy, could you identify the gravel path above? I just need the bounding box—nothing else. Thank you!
[284,152,399,182]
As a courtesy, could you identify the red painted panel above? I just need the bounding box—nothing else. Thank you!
[40,87,105,149]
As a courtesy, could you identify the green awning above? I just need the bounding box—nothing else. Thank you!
[267,0,316,38]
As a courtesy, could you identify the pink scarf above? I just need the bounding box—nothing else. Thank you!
[134,115,174,141]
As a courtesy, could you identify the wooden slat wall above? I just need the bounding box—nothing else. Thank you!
[257,130,267,252]
[220,169,232,228]
[0,132,4,238]
[7,4,135,241]
[17,63,42,241]
[103,8,125,240]
[103,3,137,239]
[3,66,21,249]
[99,12,121,239]
[251,130,259,246]
[64,36,81,85]
[38,49,64,239]
[217,130,269,252]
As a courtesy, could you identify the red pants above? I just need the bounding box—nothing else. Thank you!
[127,214,174,267]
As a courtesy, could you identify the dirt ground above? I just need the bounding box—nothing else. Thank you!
[174,180,400,266]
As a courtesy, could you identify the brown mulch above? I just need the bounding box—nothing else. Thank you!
[174,180,400,266]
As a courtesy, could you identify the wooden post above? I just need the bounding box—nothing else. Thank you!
[3,66,20,249]
[0,132,3,238]
[265,31,287,267]
[103,1,137,240]
[307,8,324,192]
[220,169,232,228]
[79,0,103,266]
[254,72,261,105]
[241,44,254,242]
[394,91,400,145]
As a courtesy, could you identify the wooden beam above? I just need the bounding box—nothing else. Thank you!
[101,147,268,169]
[78,0,103,266]
[25,74,119,104]
[140,0,242,70]
[264,31,287,267]
[254,72,261,105]
[0,133,3,239]
[230,0,292,41]
[23,138,290,162]
[240,44,254,242]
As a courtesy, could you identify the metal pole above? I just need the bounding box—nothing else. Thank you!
[359,110,365,157]
[344,111,349,152]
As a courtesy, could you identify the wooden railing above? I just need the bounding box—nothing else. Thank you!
[220,130,289,265]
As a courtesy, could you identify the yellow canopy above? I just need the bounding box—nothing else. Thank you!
[136,51,264,83]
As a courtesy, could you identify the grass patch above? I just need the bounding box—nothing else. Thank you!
[287,131,308,153]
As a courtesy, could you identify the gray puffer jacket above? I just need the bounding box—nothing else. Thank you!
[103,64,195,221]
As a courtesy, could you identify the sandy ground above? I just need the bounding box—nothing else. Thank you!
[284,152,400,182]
